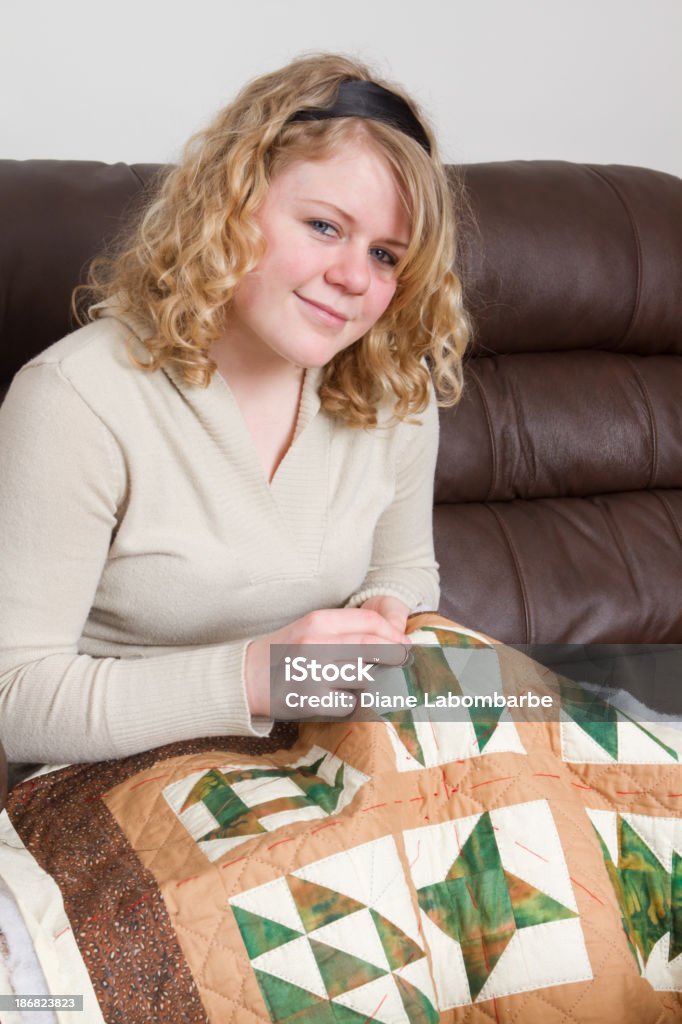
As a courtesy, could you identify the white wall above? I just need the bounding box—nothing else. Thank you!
[1,0,681,174]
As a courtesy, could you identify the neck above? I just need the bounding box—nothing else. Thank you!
[212,328,305,394]
[211,352,305,403]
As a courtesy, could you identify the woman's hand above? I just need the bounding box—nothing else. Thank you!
[360,595,411,633]
[245,607,411,718]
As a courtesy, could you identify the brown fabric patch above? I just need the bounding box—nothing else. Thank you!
[6,725,296,1024]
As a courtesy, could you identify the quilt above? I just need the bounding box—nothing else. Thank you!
[1,614,681,1023]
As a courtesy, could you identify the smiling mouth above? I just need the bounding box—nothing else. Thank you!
[295,294,349,325]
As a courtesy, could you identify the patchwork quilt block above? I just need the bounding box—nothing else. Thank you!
[404,800,590,1007]
[163,745,369,861]
[229,835,437,1023]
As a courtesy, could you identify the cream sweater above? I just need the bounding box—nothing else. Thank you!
[0,309,440,762]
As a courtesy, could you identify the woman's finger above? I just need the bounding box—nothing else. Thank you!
[296,608,411,644]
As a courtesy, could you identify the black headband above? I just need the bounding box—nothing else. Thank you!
[286,80,432,155]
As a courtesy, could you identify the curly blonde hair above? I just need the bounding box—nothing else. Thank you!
[79,53,471,427]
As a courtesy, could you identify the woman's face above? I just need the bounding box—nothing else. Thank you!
[221,140,411,370]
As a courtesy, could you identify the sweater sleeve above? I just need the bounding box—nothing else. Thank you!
[345,388,440,613]
[0,364,272,764]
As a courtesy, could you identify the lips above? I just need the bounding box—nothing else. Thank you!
[295,293,349,324]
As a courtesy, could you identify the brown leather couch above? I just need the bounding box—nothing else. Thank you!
[1,158,681,806]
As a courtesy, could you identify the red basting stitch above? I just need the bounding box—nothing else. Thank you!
[83,913,110,926]
[454,823,462,855]
[83,892,152,926]
[475,724,498,743]
[17,780,39,803]
[470,776,514,790]
[127,894,151,911]
[515,841,549,863]
[363,993,387,1022]
[129,774,171,790]
[481,937,491,973]
[267,837,296,850]
[569,877,605,905]
[221,856,248,869]
[331,729,353,757]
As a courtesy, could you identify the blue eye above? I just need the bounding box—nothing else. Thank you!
[370,247,398,267]
[308,219,337,237]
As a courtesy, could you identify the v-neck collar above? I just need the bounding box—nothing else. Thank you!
[162,360,329,580]
[163,362,324,488]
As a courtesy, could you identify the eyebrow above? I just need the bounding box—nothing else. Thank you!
[301,198,410,250]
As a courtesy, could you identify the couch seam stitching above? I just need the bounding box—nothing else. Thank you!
[623,355,658,487]
[467,364,498,500]
[482,504,531,643]
[650,490,682,552]
[585,166,643,349]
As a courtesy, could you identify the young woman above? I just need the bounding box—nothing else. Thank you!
[0,53,470,764]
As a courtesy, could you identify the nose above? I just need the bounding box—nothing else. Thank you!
[324,242,371,295]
